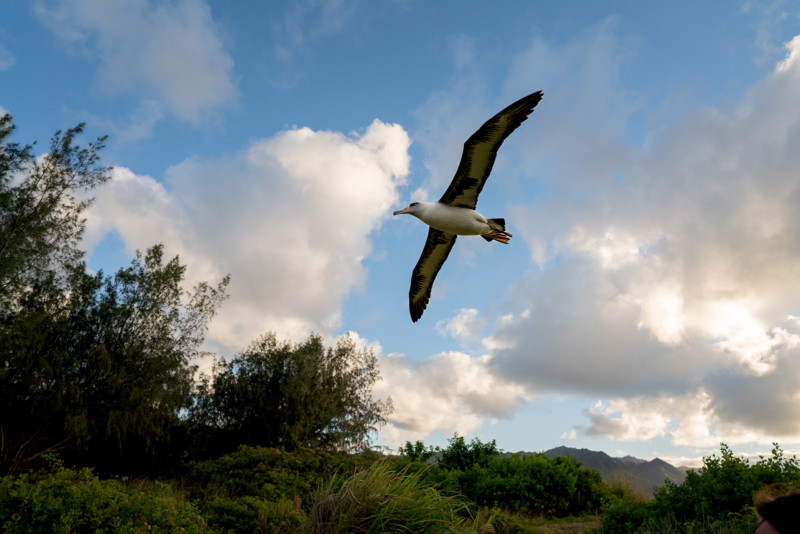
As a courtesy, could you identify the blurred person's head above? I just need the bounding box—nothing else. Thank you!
[755,483,800,534]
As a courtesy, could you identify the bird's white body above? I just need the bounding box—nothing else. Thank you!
[401,201,490,236]
[392,89,542,321]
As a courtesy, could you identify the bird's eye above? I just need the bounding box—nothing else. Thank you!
[410,202,419,207]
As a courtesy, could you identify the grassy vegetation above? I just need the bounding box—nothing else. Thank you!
[308,462,471,533]
[0,446,601,533]
[1,442,798,532]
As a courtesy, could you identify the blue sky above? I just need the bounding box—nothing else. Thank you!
[3,0,800,466]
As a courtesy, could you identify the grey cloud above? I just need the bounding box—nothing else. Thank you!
[581,409,631,438]
[705,350,800,437]
[483,28,800,446]
[488,257,705,397]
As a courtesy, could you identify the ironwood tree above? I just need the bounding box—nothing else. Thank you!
[0,116,229,474]
[0,245,229,475]
[189,333,392,456]
[0,114,109,310]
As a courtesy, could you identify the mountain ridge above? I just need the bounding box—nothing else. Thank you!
[540,445,687,495]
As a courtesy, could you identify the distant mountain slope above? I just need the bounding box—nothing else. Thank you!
[543,446,687,495]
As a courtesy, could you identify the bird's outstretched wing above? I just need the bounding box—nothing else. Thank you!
[409,228,457,322]
[439,90,543,209]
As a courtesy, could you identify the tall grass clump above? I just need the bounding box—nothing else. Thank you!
[308,461,475,534]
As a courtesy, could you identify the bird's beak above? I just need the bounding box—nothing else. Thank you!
[393,206,412,216]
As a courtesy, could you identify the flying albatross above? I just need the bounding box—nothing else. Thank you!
[393,90,543,322]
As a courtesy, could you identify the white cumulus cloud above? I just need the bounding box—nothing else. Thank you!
[475,29,800,450]
[85,119,410,349]
[374,350,529,448]
[35,0,237,122]
[436,308,485,345]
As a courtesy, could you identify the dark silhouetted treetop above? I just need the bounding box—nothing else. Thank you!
[0,113,109,311]
[190,332,392,455]
[0,244,229,476]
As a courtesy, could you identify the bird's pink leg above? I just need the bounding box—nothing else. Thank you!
[485,230,512,244]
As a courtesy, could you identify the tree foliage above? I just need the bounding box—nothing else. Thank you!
[0,114,109,309]
[463,453,606,516]
[599,443,800,532]
[0,115,229,475]
[190,333,392,456]
[181,445,378,531]
[651,443,800,523]
[439,434,500,471]
[0,245,229,475]
[0,455,210,532]
[398,435,609,519]
[398,440,438,462]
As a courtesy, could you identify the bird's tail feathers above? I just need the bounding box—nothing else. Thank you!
[488,218,506,231]
[483,218,512,243]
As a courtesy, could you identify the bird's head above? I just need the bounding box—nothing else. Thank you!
[393,201,425,217]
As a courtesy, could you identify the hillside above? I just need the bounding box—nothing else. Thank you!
[542,446,687,495]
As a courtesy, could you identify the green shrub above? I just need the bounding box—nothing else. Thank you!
[597,498,659,533]
[183,446,380,533]
[439,434,500,471]
[451,453,608,517]
[203,495,304,533]
[474,507,538,534]
[396,437,610,518]
[651,444,798,526]
[182,445,375,508]
[0,458,209,533]
[596,443,797,533]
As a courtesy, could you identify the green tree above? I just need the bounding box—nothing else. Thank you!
[651,443,800,523]
[439,434,500,471]
[473,453,606,516]
[190,333,392,456]
[398,440,439,462]
[0,245,228,475]
[0,114,109,309]
[599,443,800,532]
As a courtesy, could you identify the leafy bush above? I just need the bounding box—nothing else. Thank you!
[203,495,304,533]
[0,457,209,532]
[398,435,610,518]
[457,453,608,517]
[398,440,439,462]
[182,445,376,507]
[596,498,659,533]
[189,332,392,457]
[597,443,798,533]
[181,444,380,532]
[439,434,500,471]
[651,443,797,524]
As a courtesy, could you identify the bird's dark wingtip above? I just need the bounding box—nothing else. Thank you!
[410,300,427,322]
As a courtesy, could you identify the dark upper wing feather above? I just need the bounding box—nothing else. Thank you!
[409,228,457,322]
[439,90,543,209]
